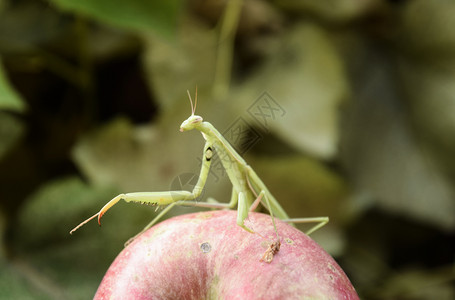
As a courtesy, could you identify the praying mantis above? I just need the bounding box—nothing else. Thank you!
[70,89,329,244]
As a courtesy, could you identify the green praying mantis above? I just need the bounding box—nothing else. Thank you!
[70,89,329,243]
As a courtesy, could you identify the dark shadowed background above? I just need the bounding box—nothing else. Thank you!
[0,0,454,299]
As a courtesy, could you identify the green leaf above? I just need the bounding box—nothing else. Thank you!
[340,48,455,231]
[16,176,115,246]
[376,267,455,299]
[141,15,218,112]
[0,63,26,112]
[0,261,50,300]
[233,23,348,160]
[0,112,25,160]
[48,0,182,38]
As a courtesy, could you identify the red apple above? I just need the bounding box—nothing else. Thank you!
[95,211,359,299]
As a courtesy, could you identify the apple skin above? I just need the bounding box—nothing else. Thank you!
[95,211,359,300]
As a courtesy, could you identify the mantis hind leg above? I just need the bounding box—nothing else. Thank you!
[249,190,329,236]
[245,167,329,235]
[277,216,329,235]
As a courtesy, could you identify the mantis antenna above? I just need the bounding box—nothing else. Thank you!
[186,86,198,115]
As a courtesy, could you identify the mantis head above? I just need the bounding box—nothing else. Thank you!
[180,114,203,132]
[180,88,203,132]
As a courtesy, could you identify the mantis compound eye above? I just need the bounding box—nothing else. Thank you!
[192,116,203,124]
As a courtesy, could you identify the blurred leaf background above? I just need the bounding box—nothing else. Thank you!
[0,0,454,299]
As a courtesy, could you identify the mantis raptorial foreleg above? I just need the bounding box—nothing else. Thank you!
[70,139,214,235]
[70,88,329,243]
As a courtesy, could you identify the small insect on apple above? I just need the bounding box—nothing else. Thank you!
[260,240,281,263]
